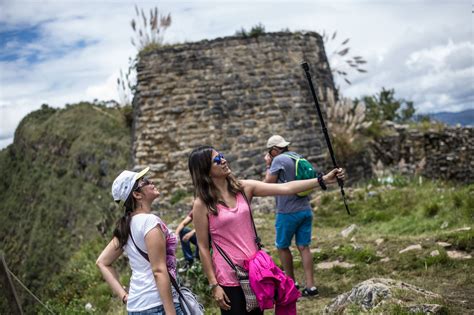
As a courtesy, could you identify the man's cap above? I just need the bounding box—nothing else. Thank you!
[266,135,290,149]
[111,167,150,205]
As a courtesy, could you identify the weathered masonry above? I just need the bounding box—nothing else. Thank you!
[132,32,335,198]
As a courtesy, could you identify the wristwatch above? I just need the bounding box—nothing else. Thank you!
[209,283,220,291]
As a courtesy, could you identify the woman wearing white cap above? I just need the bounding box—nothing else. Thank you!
[96,167,183,315]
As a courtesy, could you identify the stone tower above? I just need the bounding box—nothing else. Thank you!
[132,31,336,201]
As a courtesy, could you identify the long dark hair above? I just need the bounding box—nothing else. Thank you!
[113,180,139,248]
[188,145,242,215]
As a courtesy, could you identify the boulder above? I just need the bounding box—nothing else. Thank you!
[446,250,472,260]
[341,224,358,238]
[316,260,355,270]
[399,244,422,254]
[324,278,443,314]
[436,242,451,248]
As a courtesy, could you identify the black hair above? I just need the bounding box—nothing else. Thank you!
[188,145,242,215]
[112,180,139,248]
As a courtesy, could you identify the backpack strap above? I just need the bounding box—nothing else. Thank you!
[282,152,300,160]
[283,152,302,177]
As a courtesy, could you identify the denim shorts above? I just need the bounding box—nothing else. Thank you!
[275,209,313,249]
[128,302,184,315]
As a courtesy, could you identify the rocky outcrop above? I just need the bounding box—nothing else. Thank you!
[324,278,445,314]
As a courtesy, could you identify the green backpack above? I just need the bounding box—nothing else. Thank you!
[284,153,317,197]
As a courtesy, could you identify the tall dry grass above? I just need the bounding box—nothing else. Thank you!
[130,5,171,51]
[326,90,371,162]
[117,5,172,106]
[321,30,367,86]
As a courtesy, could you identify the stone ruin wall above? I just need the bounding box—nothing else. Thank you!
[132,32,336,203]
[369,124,473,184]
[132,31,473,207]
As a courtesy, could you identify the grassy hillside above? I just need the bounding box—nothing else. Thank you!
[0,103,131,313]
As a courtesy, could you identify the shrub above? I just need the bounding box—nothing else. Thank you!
[441,229,474,251]
[336,245,378,264]
[423,202,440,217]
[312,250,330,263]
[248,23,266,37]
[170,189,189,205]
[179,263,212,306]
[320,194,332,206]
[235,23,266,38]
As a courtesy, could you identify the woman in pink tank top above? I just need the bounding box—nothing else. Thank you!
[188,146,344,314]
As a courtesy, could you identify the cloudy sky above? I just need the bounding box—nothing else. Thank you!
[0,0,472,149]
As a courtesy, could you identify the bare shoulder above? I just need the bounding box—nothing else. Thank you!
[193,198,207,215]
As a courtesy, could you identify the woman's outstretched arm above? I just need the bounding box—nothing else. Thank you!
[243,168,345,197]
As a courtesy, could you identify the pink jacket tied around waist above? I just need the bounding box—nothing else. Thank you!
[245,250,300,314]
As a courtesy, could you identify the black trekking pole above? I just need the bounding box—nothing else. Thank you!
[301,62,351,215]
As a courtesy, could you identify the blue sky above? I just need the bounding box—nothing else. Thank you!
[0,0,473,149]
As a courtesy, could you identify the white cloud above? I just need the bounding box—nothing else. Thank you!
[0,103,37,139]
[0,137,13,149]
[86,71,120,100]
[0,0,473,149]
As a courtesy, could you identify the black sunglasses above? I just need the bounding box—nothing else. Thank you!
[268,146,281,156]
[134,177,152,191]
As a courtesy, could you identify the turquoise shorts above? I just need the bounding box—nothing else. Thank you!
[275,209,313,249]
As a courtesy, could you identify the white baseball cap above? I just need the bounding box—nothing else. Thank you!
[111,167,150,205]
[266,135,290,149]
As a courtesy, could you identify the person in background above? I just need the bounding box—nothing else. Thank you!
[175,203,200,272]
[96,167,183,315]
[263,135,324,297]
[188,145,344,314]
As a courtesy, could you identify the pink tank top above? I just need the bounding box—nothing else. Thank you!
[209,192,259,286]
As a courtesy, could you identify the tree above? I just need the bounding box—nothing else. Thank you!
[361,88,415,123]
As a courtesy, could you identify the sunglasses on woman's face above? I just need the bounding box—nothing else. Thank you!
[135,177,152,191]
[212,153,225,165]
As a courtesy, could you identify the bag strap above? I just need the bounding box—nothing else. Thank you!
[211,191,262,271]
[129,230,186,301]
[240,191,262,250]
[213,242,238,271]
